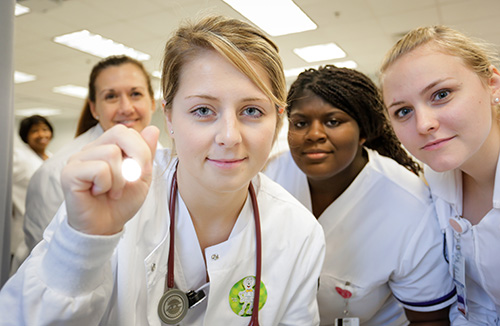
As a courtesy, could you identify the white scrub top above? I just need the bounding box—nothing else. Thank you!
[265,149,456,326]
[425,153,500,326]
[0,149,326,326]
[23,124,104,251]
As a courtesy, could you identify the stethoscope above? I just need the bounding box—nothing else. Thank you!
[157,168,262,326]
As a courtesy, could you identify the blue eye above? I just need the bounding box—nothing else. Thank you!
[395,107,413,119]
[433,89,450,101]
[243,106,263,118]
[192,106,215,118]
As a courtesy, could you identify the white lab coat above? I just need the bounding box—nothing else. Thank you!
[0,149,326,326]
[23,124,104,251]
[265,149,456,326]
[10,140,51,273]
[426,154,500,325]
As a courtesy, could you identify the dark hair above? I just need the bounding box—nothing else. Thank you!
[19,115,54,144]
[287,65,422,175]
[75,55,154,137]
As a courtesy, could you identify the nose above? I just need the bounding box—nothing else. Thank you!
[215,111,242,147]
[306,120,326,142]
[415,106,439,134]
[118,94,134,115]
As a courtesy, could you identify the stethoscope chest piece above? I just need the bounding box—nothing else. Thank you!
[158,288,189,324]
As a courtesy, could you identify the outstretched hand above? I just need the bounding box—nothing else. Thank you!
[61,125,160,235]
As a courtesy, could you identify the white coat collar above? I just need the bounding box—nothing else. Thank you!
[424,150,500,209]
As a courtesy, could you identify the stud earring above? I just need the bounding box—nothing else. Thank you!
[170,130,174,135]
[495,97,499,103]
[95,116,99,120]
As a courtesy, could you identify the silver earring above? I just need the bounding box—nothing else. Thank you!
[495,98,499,103]
[95,116,99,120]
[170,130,174,134]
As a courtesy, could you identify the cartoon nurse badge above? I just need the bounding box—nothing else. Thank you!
[229,276,267,317]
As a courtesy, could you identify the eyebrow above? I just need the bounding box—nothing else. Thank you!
[98,86,146,96]
[185,94,269,103]
[387,78,451,109]
[419,78,450,96]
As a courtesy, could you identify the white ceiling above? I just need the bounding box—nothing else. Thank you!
[14,0,500,123]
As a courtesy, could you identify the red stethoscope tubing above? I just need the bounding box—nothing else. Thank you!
[166,169,262,325]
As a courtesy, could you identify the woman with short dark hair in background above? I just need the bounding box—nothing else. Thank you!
[11,114,53,273]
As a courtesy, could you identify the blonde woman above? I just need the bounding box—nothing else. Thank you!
[0,16,325,326]
[380,25,500,325]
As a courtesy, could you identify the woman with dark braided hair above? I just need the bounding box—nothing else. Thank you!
[264,65,456,325]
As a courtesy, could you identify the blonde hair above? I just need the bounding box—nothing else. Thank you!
[160,15,286,135]
[380,25,499,85]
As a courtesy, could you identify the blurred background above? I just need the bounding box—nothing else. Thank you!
[12,0,500,151]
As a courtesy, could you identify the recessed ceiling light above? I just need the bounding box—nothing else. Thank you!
[16,108,62,117]
[53,30,151,61]
[14,71,36,84]
[284,61,358,78]
[52,85,88,99]
[15,4,30,16]
[332,60,358,69]
[222,0,316,36]
[293,43,346,63]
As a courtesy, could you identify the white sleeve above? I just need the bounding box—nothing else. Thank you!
[0,204,122,326]
[390,204,456,312]
[23,161,65,251]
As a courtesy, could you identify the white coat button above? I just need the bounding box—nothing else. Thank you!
[211,254,219,261]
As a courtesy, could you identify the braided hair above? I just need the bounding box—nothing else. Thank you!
[287,65,422,175]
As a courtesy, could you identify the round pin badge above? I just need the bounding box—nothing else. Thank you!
[158,289,189,324]
[228,276,267,317]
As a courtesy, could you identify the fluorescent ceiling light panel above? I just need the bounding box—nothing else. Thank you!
[15,4,30,16]
[14,71,36,83]
[16,108,62,117]
[53,85,88,99]
[293,43,346,63]
[284,60,358,78]
[223,0,316,36]
[333,60,358,69]
[53,30,151,61]
[152,70,162,79]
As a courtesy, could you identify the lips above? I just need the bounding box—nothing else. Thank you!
[207,158,246,169]
[302,149,332,160]
[421,136,455,150]
[116,118,139,127]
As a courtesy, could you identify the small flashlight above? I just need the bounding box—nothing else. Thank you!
[122,158,142,182]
